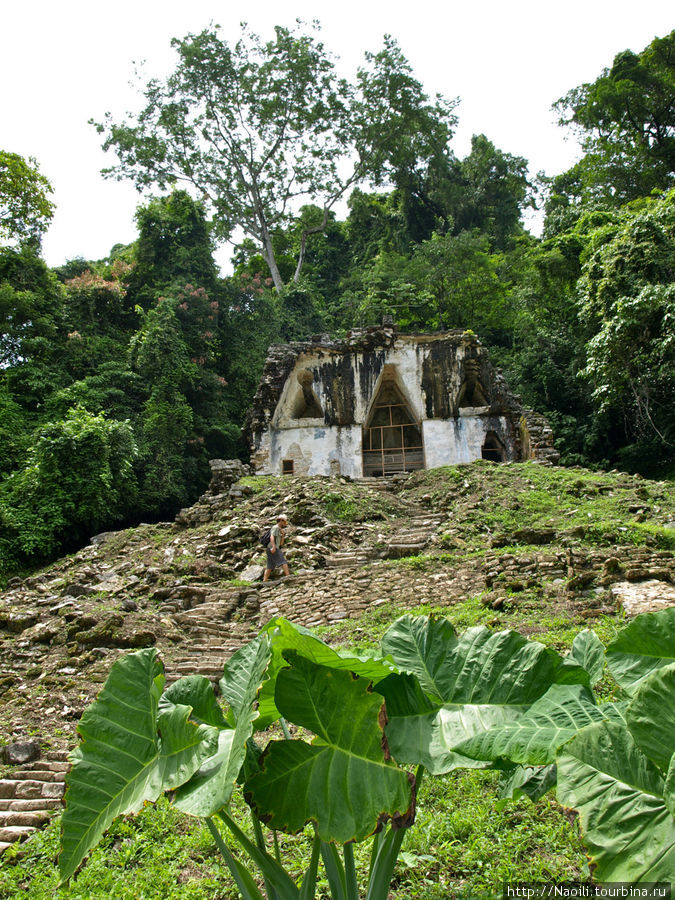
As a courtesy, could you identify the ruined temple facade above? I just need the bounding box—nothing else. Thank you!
[245,327,558,477]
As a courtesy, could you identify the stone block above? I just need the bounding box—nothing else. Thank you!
[41,782,66,799]
[3,741,40,766]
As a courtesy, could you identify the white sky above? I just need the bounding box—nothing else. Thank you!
[1,0,673,269]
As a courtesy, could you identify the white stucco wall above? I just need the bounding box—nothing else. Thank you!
[423,416,510,467]
[262,425,363,477]
[253,335,519,476]
[273,337,463,428]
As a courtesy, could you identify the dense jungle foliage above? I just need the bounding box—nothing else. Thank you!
[0,26,673,576]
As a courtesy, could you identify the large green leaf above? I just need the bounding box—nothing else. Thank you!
[625,662,675,772]
[219,635,271,721]
[163,674,228,728]
[378,619,568,774]
[155,701,221,792]
[382,618,563,705]
[569,629,605,686]
[381,615,458,703]
[498,764,557,804]
[376,672,510,774]
[606,607,675,692]
[454,684,615,766]
[256,618,396,729]
[245,652,413,843]
[666,756,675,818]
[174,635,271,816]
[557,720,675,881]
[59,649,218,883]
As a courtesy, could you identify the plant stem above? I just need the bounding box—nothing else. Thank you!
[280,717,292,740]
[299,829,321,900]
[206,817,265,900]
[251,811,277,900]
[343,841,358,900]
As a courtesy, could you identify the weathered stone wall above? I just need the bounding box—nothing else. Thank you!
[245,328,555,476]
[520,411,560,465]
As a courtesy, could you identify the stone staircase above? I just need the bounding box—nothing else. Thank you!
[0,496,446,855]
[384,514,443,558]
[0,750,68,853]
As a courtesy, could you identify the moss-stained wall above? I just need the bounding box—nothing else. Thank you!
[245,328,557,476]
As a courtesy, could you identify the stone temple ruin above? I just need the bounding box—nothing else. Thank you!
[245,326,559,477]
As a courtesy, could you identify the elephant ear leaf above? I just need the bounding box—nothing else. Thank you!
[379,618,566,774]
[59,649,218,884]
[245,652,414,843]
[163,675,228,728]
[454,684,609,766]
[381,614,458,703]
[606,607,675,693]
[625,662,675,773]
[174,634,271,817]
[568,629,605,686]
[498,764,557,805]
[255,618,395,729]
[556,720,675,881]
[666,757,675,818]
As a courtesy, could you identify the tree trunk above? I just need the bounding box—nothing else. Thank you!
[259,220,284,291]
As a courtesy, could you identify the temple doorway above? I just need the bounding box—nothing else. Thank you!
[481,431,505,462]
[362,379,424,476]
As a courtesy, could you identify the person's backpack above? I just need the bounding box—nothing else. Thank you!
[259,528,272,547]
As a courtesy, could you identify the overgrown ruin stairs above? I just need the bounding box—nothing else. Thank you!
[0,751,68,853]
[164,499,442,687]
[0,496,442,853]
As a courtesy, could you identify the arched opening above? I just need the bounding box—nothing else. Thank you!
[290,368,323,419]
[362,378,424,476]
[458,359,489,409]
[481,432,505,462]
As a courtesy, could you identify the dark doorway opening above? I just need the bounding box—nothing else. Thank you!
[481,432,505,462]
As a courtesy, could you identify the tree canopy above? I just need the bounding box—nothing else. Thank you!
[2,26,675,578]
[94,22,457,289]
[553,30,675,207]
[0,151,55,247]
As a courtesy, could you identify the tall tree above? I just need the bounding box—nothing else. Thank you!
[127,190,219,310]
[578,191,675,453]
[94,22,457,289]
[0,151,55,248]
[553,30,675,207]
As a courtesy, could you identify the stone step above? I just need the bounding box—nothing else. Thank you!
[173,644,229,653]
[388,538,431,548]
[174,663,224,675]
[0,825,37,843]
[11,770,65,783]
[165,674,218,686]
[0,799,62,812]
[387,544,429,557]
[18,760,69,773]
[325,553,371,568]
[0,842,12,853]
[173,654,226,664]
[46,750,70,762]
[0,780,65,800]
[0,810,51,828]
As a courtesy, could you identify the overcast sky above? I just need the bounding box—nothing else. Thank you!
[2,1,673,270]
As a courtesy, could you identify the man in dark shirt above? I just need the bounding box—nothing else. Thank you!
[263,514,290,582]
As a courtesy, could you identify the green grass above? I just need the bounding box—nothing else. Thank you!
[0,775,587,900]
[0,798,235,899]
[404,461,675,553]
